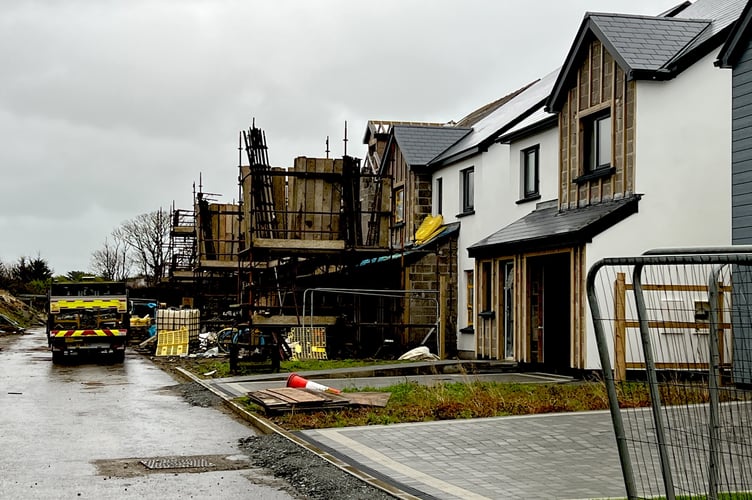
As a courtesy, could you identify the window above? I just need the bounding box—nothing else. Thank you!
[481,261,492,312]
[435,177,443,215]
[394,187,404,223]
[460,167,474,214]
[522,145,539,198]
[583,112,611,173]
[465,270,474,326]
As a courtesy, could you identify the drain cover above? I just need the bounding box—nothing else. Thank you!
[140,457,215,470]
[94,455,248,477]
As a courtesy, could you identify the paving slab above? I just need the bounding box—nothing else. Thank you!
[301,411,626,500]
[202,366,627,499]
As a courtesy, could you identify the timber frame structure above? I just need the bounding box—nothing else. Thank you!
[167,183,243,331]
[166,122,455,358]
[235,123,409,357]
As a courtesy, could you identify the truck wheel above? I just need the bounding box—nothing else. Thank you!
[112,350,126,363]
[51,350,64,364]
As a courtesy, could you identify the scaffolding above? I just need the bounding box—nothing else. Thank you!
[236,122,398,357]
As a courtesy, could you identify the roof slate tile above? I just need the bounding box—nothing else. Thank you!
[392,125,471,167]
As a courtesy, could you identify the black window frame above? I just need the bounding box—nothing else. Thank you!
[583,110,612,174]
[460,166,474,215]
[522,145,540,199]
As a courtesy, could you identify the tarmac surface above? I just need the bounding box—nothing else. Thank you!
[201,362,630,500]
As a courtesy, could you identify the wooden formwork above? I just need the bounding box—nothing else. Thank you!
[287,157,343,240]
[196,201,240,263]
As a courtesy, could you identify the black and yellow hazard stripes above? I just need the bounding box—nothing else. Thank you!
[51,329,128,338]
[49,298,127,314]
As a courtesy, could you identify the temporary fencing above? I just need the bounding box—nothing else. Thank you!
[587,248,752,499]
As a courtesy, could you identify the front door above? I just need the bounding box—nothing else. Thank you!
[529,263,544,363]
[477,261,497,358]
[527,253,571,371]
[501,260,514,359]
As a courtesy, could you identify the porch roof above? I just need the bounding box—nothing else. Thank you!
[467,196,640,258]
[358,222,460,267]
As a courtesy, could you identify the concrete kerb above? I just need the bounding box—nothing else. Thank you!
[174,367,420,500]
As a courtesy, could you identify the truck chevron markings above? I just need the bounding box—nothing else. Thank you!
[49,299,127,313]
[51,329,127,337]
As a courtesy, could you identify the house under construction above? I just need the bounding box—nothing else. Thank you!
[168,122,458,359]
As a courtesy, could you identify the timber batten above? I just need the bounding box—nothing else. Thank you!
[560,39,635,210]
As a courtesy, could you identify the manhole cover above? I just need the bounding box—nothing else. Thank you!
[94,455,248,477]
[140,457,215,470]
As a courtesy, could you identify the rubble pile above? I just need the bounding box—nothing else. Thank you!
[239,434,394,500]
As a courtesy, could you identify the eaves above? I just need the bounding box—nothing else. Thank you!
[497,114,558,144]
[428,97,549,170]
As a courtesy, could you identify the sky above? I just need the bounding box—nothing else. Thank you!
[0,0,682,275]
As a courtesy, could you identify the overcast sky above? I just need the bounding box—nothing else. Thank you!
[0,0,681,275]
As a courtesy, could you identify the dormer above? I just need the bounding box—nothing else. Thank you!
[546,1,743,210]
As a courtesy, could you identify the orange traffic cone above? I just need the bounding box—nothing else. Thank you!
[287,372,341,394]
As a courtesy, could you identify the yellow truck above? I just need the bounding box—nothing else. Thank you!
[46,281,130,363]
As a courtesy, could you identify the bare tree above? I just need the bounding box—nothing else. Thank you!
[119,208,171,285]
[90,228,131,281]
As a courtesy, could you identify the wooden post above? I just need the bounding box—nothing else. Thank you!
[717,284,725,367]
[439,275,447,359]
[614,272,627,382]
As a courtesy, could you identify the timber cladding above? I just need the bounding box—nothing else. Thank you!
[560,39,635,209]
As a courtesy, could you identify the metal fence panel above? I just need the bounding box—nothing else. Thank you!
[587,250,752,499]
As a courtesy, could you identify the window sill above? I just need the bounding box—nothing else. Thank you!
[573,167,615,185]
[392,221,405,229]
[456,210,475,218]
[516,194,540,205]
[459,326,474,334]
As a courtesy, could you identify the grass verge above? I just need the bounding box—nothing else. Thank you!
[237,378,744,431]
[238,380,646,430]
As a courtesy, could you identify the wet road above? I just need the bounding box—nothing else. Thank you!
[0,328,295,499]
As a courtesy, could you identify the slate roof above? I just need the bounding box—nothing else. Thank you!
[497,107,557,143]
[363,120,445,144]
[455,81,536,128]
[467,196,641,258]
[588,14,710,72]
[676,0,746,46]
[547,0,746,112]
[429,68,560,168]
[389,125,471,168]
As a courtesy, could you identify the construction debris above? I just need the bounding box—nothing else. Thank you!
[247,387,390,414]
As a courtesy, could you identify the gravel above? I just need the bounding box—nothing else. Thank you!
[172,381,397,500]
[239,434,396,500]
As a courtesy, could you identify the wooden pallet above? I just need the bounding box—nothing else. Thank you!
[247,387,390,414]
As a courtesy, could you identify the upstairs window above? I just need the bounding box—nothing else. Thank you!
[522,145,540,199]
[583,112,611,173]
[394,186,404,223]
[460,167,474,214]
